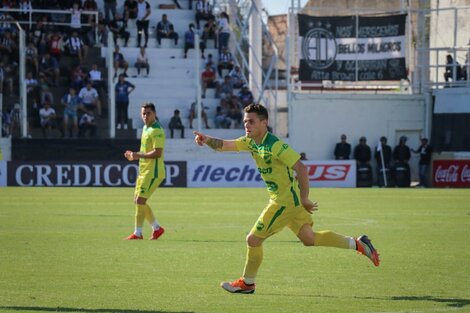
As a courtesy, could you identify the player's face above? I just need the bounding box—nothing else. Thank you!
[243,112,267,141]
[141,107,156,126]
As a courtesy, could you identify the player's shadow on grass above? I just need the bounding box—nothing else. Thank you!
[391,296,470,308]
[0,306,194,313]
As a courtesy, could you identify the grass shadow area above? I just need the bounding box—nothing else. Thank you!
[391,295,470,308]
[0,307,194,313]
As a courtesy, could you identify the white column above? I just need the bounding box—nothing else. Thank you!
[19,26,27,138]
[108,35,115,138]
[249,0,263,103]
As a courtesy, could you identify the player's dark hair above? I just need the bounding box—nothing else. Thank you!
[244,104,268,121]
[141,102,156,112]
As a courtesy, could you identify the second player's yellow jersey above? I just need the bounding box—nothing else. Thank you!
[139,120,166,179]
[235,132,301,206]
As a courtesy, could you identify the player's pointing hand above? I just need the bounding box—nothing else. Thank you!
[194,131,207,146]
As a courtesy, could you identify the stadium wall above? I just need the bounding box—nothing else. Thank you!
[288,93,426,166]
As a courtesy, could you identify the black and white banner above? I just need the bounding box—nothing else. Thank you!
[298,14,407,81]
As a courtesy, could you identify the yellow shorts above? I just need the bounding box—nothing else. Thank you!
[135,175,164,199]
[250,201,313,239]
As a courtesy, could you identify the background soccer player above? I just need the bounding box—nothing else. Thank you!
[124,103,165,240]
[194,104,380,294]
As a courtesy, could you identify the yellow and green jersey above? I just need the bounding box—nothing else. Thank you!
[139,120,165,179]
[235,132,301,206]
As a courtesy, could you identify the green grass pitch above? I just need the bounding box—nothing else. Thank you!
[0,187,469,313]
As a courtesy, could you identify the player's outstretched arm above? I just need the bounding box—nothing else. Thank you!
[193,131,237,152]
[293,160,318,214]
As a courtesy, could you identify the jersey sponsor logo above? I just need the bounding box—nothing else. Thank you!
[306,164,351,181]
[257,167,272,174]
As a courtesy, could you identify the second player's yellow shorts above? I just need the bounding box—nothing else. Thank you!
[250,201,313,239]
[135,175,164,199]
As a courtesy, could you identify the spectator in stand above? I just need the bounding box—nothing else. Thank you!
[39,99,57,138]
[115,73,135,130]
[109,12,130,47]
[79,81,101,116]
[88,63,104,92]
[18,0,32,22]
[124,0,138,22]
[25,41,39,75]
[229,65,245,88]
[216,75,234,99]
[70,64,86,90]
[156,14,179,46]
[217,47,234,77]
[226,95,242,128]
[334,134,351,160]
[39,52,60,86]
[354,136,371,165]
[48,32,62,63]
[0,31,18,61]
[412,138,433,187]
[300,152,308,160]
[168,109,185,138]
[113,45,129,78]
[189,100,210,129]
[201,63,216,98]
[62,87,82,138]
[96,12,109,46]
[214,105,231,129]
[202,18,217,49]
[444,54,462,83]
[205,53,216,72]
[237,84,254,109]
[25,72,40,105]
[135,0,151,48]
[195,0,214,29]
[104,0,117,22]
[29,18,47,52]
[217,12,230,53]
[78,109,97,138]
[38,74,54,105]
[65,30,87,64]
[69,3,82,33]
[183,23,205,59]
[134,46,150,77]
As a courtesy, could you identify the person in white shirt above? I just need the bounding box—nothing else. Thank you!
[39,100,57,138]
[79,82,101,116]
[70,3,82,31]
[134,46,150,76]
[217,12,230,53]
[88,63,104,90]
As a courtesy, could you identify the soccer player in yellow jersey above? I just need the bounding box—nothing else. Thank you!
[124,102,166,240]
[194,104,380,294]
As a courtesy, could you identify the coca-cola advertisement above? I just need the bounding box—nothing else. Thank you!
[433,160,470,188]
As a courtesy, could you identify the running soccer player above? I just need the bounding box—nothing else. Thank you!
[124,102,165,240]
[194,103,380,294]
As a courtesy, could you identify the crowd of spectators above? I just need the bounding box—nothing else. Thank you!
[1,0,250,138]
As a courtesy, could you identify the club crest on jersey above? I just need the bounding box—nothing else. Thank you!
[256,220,264,231]
[265,181,279,192]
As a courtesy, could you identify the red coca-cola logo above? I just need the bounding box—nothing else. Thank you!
[307,165,351,181]
[461,165,470,182]
[433,160,470,187]
[434,165,459,183]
